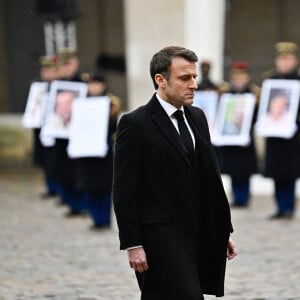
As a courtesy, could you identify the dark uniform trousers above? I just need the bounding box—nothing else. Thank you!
[136,139,206,300]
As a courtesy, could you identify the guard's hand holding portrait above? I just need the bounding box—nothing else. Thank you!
[113,46,236,299]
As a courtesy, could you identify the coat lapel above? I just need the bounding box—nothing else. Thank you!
[185,106,224,177]
[184,106,209,148]
[149,95,191,167]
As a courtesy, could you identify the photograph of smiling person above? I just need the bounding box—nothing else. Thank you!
[255,79,300,138]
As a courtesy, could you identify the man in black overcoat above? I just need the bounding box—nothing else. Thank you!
[113,46,237,299]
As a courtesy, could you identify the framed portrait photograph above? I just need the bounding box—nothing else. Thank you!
[22,82,49,128]
[193,90,218,132]
[255,79,300,138]
[67,97,111,158]
[42,80,88,139]
[211,93,256,146]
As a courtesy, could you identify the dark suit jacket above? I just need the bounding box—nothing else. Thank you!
[113,94,233,298]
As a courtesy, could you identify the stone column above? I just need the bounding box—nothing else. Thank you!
[124,0,184,110]
[184,0,226,83]
[124,0,226,110]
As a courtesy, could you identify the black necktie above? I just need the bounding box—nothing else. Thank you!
[173,110,194,156]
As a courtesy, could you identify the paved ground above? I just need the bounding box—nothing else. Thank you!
[0,168,300,300]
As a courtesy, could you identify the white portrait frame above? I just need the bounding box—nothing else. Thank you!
[211,93,256,146]
[67,97,111,158]
[193,91,218,133]
[22,82,49,128]
[255,79,300,139]
[42,80,88,139]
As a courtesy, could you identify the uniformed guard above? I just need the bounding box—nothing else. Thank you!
[262,42,300,219]
[58,48,82,82]
[50,49,85,216]
[40,55,61,83]
[197,61,218,91]
[36,55,60,199]
[75,71,121,229]
[218,62,260,207]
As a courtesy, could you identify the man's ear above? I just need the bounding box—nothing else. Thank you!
[154,74,166,88]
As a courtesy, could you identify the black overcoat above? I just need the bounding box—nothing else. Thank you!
[264,71,300,181]
[113,95,233,298]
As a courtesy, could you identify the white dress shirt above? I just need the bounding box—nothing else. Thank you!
[156,93,195,147]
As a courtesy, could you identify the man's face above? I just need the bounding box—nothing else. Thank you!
[201,64,210,77]
[157,57,198,108]
[269,95,288,119]
[40,67,60,82]
[88,81,106,96]
[55,91,74,125]
[59,57,79,78]
[230,73,250,92]
[275,54,298,74]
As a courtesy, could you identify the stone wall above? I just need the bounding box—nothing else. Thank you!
[0,114,32,168]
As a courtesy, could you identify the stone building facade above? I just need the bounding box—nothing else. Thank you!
[1,0,300,111]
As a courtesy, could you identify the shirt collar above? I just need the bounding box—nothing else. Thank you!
[156,93,184,117]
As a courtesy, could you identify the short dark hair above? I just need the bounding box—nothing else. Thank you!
[150,46,198,89]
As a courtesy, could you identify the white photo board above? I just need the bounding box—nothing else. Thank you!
[255,79,300,139]
[41,80,88,139]
[22,82,49,128]
[67,97,111,158]
[193,91,218,133]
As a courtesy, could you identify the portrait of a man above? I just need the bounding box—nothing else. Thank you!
[48,90,78,130]
[41,80,88,139]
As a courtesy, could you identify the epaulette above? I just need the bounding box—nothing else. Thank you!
[108,93,121,106]
[261,68,276,80]
[217,81,230,94]
[107,92,121,117]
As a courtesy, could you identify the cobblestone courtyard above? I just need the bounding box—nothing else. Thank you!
[0,168,300,300]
